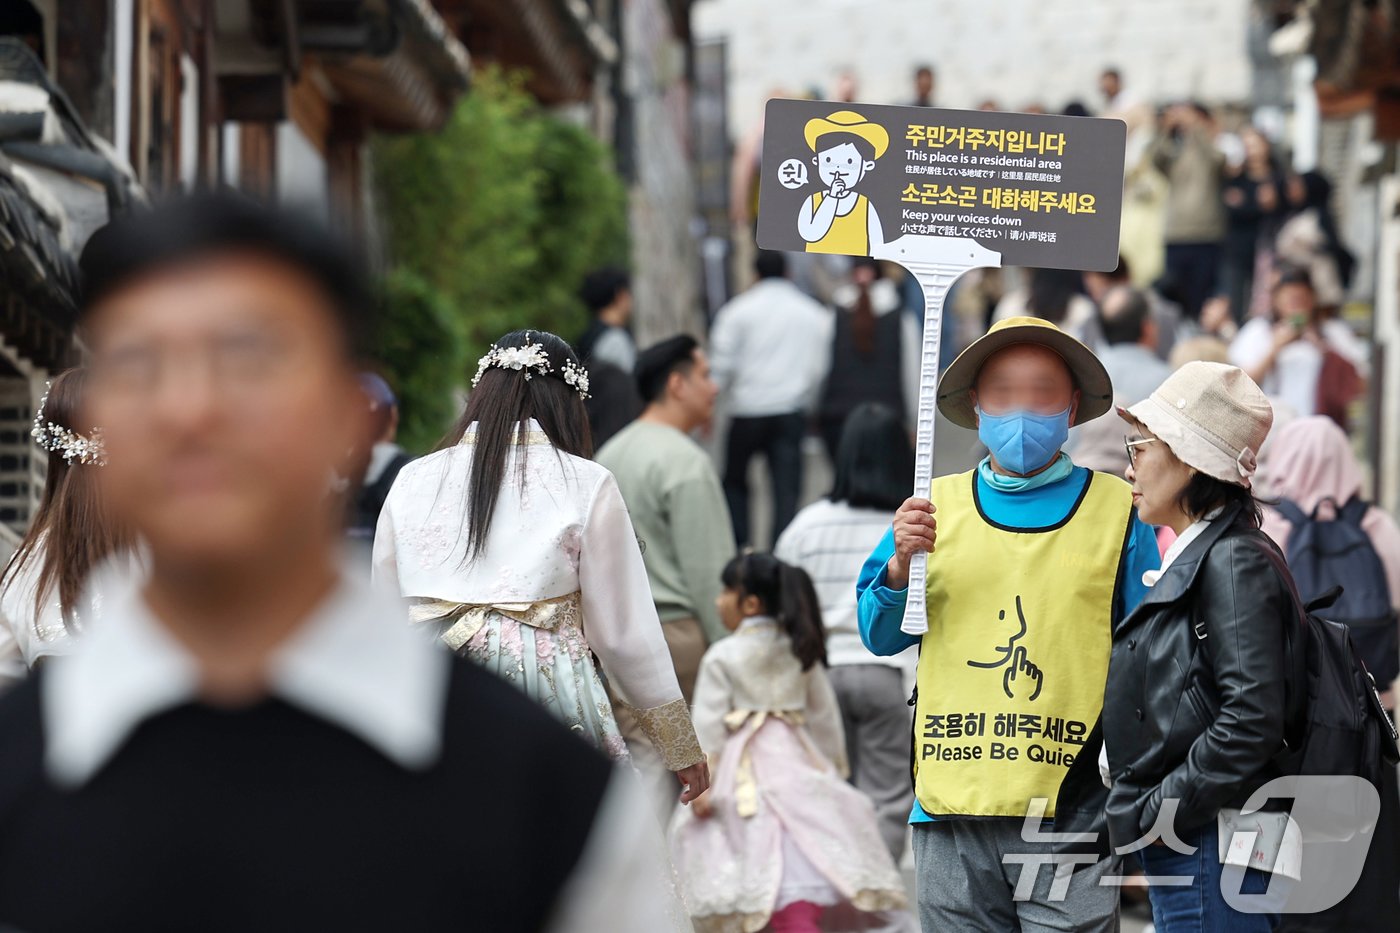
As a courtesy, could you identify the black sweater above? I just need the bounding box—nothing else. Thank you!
[0,660,612,932]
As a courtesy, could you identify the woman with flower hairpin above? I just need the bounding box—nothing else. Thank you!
[373,330,710,805]
[0,368,132,687]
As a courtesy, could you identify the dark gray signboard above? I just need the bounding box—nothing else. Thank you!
[756,99,1126,271]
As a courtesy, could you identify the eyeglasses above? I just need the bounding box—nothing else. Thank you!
[1124,436,1156,465]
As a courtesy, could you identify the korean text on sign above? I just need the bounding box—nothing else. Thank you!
[905,126,1067,156]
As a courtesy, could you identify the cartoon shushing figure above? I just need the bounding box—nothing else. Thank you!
[797,110,888,255]
[966,596,1043,701]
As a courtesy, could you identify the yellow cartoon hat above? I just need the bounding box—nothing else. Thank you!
[803,110,890,159]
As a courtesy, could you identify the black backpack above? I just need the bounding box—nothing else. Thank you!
[1275,495,1399,685]
[1254,541,1400,831]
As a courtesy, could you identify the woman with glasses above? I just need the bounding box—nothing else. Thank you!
[1103,361,1298,932]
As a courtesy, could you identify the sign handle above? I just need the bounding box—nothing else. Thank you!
[873,236,1002,636]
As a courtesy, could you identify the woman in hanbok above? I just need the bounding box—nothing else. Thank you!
[0,368,130,687]
[373,330,708,803]
[671,553,906,932]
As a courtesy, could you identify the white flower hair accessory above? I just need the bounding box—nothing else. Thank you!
[31,383,107,466]
[471,333,590,398]
[561,359,590,398]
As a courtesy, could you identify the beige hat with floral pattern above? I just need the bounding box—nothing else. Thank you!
[1118,361,1274,488]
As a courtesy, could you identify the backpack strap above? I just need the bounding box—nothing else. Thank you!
[1274,498,1309,528]
[1311,496,1341,521]
[1305,586,1344,614]
[1338,494,1371,527]
[1247,537,1309,754]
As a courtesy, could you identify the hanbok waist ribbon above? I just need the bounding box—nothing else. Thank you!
[722,709,806,819]
[408,592,580,653]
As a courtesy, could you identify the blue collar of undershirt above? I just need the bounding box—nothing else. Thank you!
[976,453,1075,493]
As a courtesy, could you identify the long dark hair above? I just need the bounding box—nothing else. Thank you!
[0,368,131,631]
[849,257,881,356]
[1026,267,1081,324]
[830,403,914,511]
[441,330,593,560]
[721,553,827,670]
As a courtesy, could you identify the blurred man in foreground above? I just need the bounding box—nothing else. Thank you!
[0,195,680,932]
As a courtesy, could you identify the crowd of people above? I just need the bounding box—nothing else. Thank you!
[0,62,1395,933]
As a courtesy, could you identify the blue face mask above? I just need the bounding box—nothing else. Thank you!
[976,406,1072,476]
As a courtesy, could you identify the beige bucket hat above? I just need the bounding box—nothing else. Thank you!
[1118,361,1273,488]
[937,316,1113,430]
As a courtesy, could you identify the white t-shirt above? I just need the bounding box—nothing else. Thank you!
[709,279,832,417]
[775,498,917,674]
[1229,317,1368,419]
[0,541,80,689]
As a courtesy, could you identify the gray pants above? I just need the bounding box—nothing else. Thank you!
[829,664,915,861]
[912,820,1120,932]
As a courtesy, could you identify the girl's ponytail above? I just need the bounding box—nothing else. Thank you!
[776,563,827,671]
[722,552,827,671]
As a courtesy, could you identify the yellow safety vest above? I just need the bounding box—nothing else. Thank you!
[913,468,1134,818]
[805,192,869,255]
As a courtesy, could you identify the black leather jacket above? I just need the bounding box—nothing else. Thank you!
[1101,505,1296,852]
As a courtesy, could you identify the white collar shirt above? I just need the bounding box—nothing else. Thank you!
[43,568,450,788]
[709,278,833,417]
[37,565,689,931]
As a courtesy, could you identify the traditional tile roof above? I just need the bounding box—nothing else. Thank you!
[0,38,139,370]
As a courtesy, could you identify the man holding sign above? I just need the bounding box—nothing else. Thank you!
[757,97,1151,928]
[855,319,1159,929]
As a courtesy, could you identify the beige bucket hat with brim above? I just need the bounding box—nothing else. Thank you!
[936,316,1113,430]
[1117,360,1274,488]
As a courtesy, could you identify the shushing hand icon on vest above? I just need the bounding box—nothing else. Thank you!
[966,596,1043,702]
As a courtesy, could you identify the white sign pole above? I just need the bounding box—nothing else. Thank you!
[873,235,1002,636]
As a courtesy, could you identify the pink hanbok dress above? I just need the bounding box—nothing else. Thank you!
[670,617,906,932]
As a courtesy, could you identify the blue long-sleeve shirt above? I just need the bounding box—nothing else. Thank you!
[856,464,1160,822]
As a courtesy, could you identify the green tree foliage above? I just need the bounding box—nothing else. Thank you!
[375,268,466,451]
[372,68,630,452]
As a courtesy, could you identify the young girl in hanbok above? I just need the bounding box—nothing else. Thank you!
[671,553,906,932]
[373,330,708,803]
